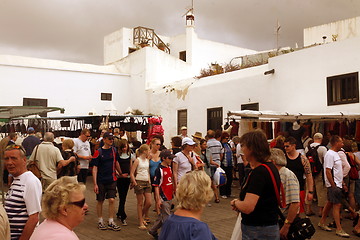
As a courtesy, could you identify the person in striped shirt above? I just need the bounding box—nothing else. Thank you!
[4,144,42,240]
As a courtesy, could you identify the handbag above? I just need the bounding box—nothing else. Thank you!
[27,145,42,179]
[262,164,315,240]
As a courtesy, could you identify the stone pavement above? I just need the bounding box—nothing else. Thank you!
[75,176,358,240]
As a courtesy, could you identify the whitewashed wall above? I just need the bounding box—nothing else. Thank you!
[147,36,360,145]
[0,61,131,117]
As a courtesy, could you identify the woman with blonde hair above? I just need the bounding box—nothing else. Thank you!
[130,144,152,230]
[159,170,217,240]
[30,176,87,240]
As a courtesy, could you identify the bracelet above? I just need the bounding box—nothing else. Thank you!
[308,191,314,194]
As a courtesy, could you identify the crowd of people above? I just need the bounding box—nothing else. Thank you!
[2,123,360,239]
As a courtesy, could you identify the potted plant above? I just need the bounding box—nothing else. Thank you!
[139,39,149,48]
[158,42,166,51]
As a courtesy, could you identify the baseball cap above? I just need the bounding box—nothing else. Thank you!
[159,149,176,159]
[182,137,196,146]
[181,126,187,130]
[103,132,114,139]
[27,127,35,133]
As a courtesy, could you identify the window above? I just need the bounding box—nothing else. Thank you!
[179,51,186,62]
[207,107,222,131]
[101,93,112,101]
[177,109,187,135]
[241,103,259,119]
[23,98,48,117]
[327,72,359,105]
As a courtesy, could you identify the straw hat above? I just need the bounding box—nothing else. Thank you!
[192,132,204,140]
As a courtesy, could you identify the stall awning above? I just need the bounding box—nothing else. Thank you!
[227,110,360,121]
[0,106,65,122]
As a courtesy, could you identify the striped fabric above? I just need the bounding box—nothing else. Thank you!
[4,172,42,240]
[5,179,29,240]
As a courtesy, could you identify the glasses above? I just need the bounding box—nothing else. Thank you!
[5,144,26,153]
[69,198,86,208]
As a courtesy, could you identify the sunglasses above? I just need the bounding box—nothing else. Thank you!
[155,143,161,146]
[284,145,291,148]
[69,198,86,208]
[5,144,26,153]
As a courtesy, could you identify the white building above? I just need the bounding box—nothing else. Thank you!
[1,15,360,144]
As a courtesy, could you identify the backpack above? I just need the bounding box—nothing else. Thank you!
[27,145,42,179]
[345,152,359,180]
[306,145,322,176]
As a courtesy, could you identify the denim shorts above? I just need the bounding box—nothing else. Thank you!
[241,223,280,240]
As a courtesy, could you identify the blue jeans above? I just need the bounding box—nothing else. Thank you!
[241,223,280,240]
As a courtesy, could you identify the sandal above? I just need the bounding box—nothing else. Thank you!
[215,199,220,203]
[144,218,151,224]
[138,225,147,230]
[142,220,148,226]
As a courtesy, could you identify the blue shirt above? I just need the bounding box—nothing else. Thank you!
[92,147,119,184]
[149,159,161,178]
[159,214,217,240]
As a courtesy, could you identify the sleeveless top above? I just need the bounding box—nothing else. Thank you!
[149,159,161,178]
[286,153,305,190]
[136,157,150,181]
[118,153,132,174]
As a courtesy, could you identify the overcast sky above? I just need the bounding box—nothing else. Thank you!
[0,0,359,65]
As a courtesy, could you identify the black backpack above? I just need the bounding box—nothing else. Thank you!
[306,145,322,176]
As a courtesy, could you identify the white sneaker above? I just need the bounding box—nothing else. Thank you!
[221,195,228,199]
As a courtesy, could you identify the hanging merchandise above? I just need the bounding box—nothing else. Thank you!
[146,117,164,144]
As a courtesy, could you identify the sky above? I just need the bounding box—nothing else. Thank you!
[0,0,359,65]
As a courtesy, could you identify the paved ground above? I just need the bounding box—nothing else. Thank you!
[75,176,360,240]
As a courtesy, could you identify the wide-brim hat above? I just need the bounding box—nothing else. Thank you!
[192,132,204,140]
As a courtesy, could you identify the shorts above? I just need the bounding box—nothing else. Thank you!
[327,186,342,204]
[134,180,152,195]
[96,181,117,201]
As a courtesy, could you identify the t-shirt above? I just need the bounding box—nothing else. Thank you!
[92,147,118,184]
[73,138,91,169]
[240,162,280,226]
[21,135,41,156]
[30,219,79,240]
[279,167,300,217]
[29,142,63,180]
[324,149,343,188]
[206,139,222,164]
[58,150,78,178]
[173,152,197,183]
[5,171,42,240]
[153,165,173,201]
[159,214,217,240]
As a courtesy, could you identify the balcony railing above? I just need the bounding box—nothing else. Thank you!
[133,26,170,54]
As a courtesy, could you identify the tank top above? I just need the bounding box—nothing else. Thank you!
[286,153,305,190]
[118,153,131,174]
[136,157,150,181]
[149,159,161,178]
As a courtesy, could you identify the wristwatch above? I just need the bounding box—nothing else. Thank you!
[284,219,292,224]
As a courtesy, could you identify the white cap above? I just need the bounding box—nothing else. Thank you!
[182,137,196,146]
[181,126,187,130]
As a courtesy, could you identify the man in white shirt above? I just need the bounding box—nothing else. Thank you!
[4,144,42,240]
[73,129,92,184]
[318,135,349,238]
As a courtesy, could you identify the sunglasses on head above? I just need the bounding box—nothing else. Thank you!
[5,144,26,153]
[69,198,86,208]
